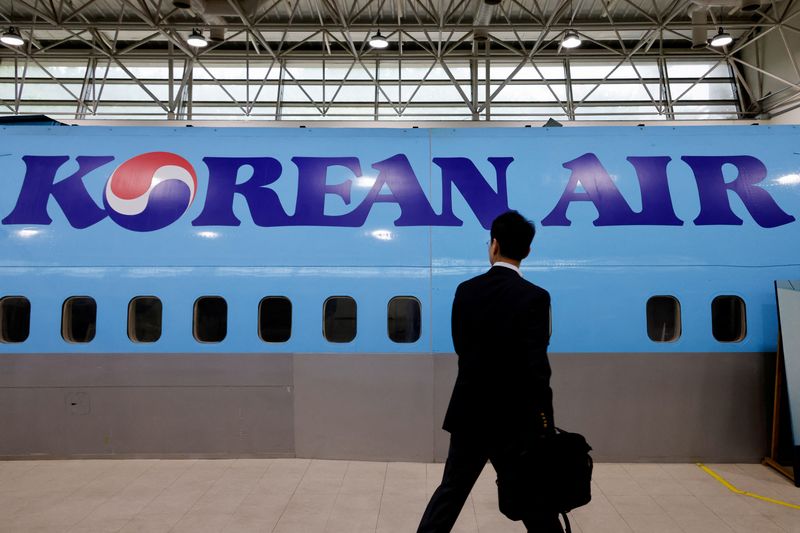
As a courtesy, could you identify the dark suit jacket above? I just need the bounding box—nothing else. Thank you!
[443,265,553,439]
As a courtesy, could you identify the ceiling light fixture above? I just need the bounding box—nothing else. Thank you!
[561,30,581,49]
[1,26,24,47]
[709,27,732,47]
[187,29,208,48]
[368,31,389,49]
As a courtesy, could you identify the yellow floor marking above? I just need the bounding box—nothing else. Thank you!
[697,463,800,510]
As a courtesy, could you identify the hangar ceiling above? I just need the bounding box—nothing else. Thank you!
[0,0,798,121]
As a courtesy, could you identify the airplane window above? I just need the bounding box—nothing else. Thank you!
[712,296,746,342]
[0,296,31,343]
[388,297,421,343]
[194,296,227,343]
[259,297,292,342]
[128,297,162,343]
[646,296,681,342]
[324,296,356,343]
[62,297,97,343]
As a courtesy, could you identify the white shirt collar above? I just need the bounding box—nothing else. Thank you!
[493,261,522,277]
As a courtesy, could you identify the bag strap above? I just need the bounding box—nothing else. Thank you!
[561,512,571,533]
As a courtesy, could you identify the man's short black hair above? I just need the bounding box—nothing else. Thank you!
[490,210,535,261]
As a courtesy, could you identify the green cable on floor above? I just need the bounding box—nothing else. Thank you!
[697,463,800,510]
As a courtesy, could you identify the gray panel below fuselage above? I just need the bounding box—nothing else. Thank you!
[0,352,772,462]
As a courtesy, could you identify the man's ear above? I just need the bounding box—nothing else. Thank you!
[522,246,531,260]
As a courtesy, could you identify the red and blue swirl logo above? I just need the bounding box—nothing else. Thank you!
[103,152,197,232]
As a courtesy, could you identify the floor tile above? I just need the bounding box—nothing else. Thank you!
[719,513,787,533]
[573,511,634,533]
[622,464,673,481]
[696,493,762,517]
[324,492,381,533]
[272,490,337,533]
[451,496,478,533]
[2,460,797,533]
[594,476,643,496]
[654,493,718,518]
[592,464,632,479]
[221,515,274,533]
[620,513,683,533]
[119,516,175,533]
[675,516,735,533]
[606,492,663,515]
[637,478,690,496]
[661,463,711,481]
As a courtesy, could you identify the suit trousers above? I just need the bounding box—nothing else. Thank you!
[417,432,564,533]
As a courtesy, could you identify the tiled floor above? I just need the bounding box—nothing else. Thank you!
[0,459,797,533]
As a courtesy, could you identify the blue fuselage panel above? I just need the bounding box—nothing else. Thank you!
[1,125,798,353]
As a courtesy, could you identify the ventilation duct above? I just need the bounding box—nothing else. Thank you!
[687,0,776,49]
[690,6,709,49]
[209,27,226,42]
[473,1,497,28]
[173,0,259,41]
[172,0,257,15]
[689,0,747,8]
[190,0,258,16]
[473,28,489,43]
[740,0,762,12]
[473,0,500,41]
[687,0,769,16]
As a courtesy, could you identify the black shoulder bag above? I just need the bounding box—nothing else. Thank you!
[496,427,593,533]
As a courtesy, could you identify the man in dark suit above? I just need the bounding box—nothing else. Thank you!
[417,210,561,533]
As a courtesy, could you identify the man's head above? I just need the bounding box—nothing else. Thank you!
[488,210,535,265]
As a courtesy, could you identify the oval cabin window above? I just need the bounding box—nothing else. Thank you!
[259,297,292,343]
[387,297,421,343]
[194,296,227,343]
[128,297,162,343]
[324,297,356,343]
[62,297,97,343]
[712,296,746,343]
[0,296,31,343]
[646,296,681,342]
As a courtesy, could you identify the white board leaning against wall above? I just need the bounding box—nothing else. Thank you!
[775,280,800,486]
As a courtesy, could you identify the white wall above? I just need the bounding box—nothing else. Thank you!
[739,0,800,120]
[769,106,800,124]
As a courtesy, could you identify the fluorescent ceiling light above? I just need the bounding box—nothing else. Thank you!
[710,28,733,47]
[368,31,389,49]
[187,29,208,48]
[1,27,24,47]
[561,30,581,49]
